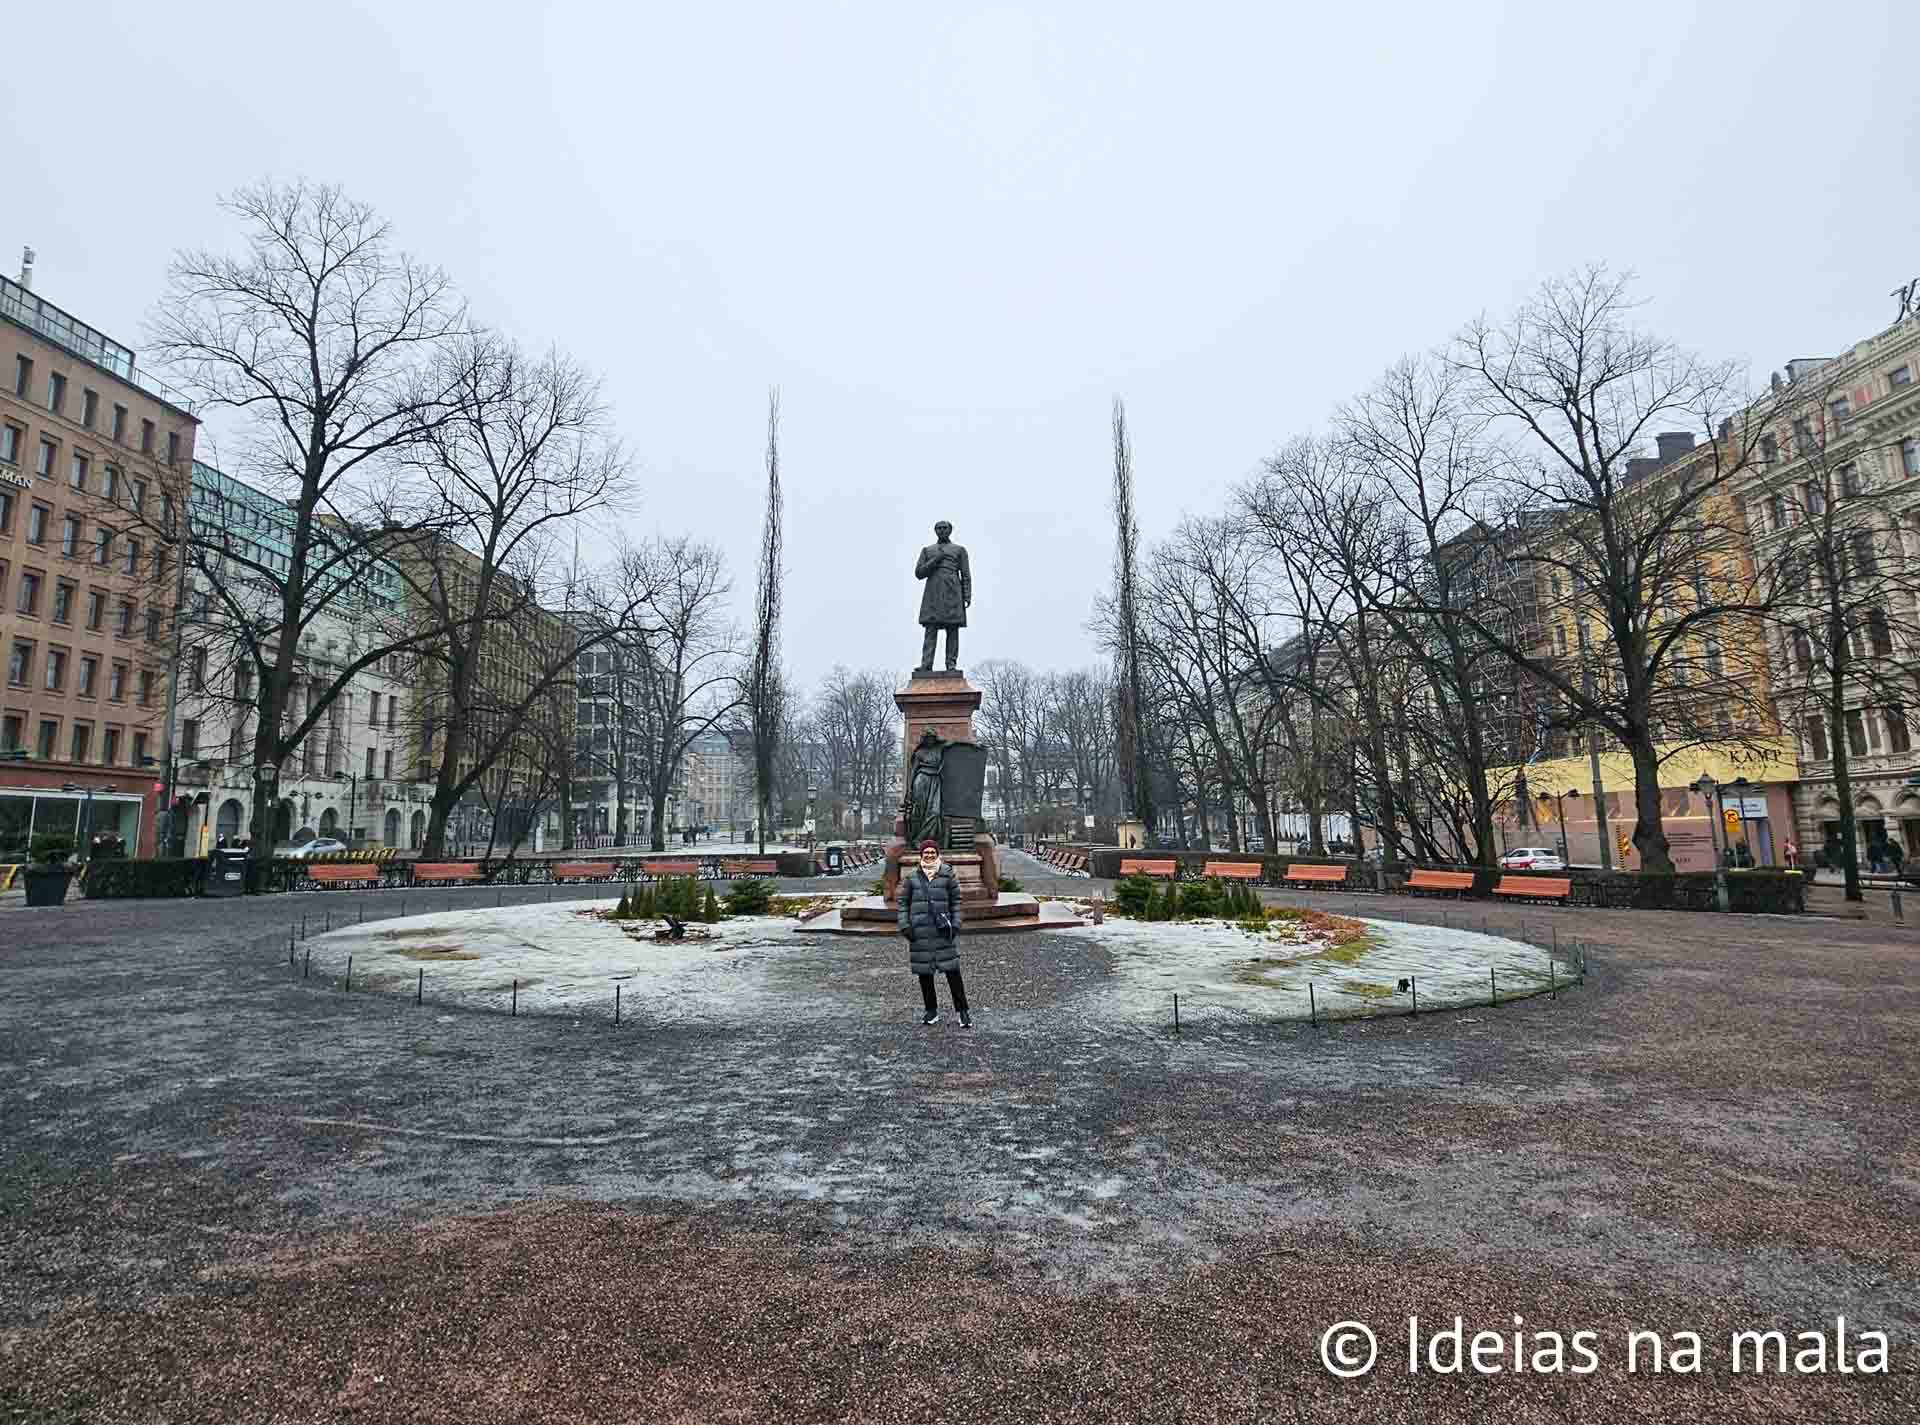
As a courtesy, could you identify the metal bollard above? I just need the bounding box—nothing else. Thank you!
[346,954,353,992]
[615,984,621,1026]
[1308,982,1317,1028]
[1892,889,1904,924]
[511,979,518,1017]
[303,948,311,979]
[1489,968,1496,1005]
[1411,976,1418,1016]
[1173,993,1180,1035]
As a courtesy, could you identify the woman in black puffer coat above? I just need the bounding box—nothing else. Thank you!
[897,839,971,1027]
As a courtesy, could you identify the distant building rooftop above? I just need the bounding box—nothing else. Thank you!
[0,271,192,413]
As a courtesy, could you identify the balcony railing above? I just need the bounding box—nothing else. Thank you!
[0,274,189,408]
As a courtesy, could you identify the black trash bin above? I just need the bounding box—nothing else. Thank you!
[205,847,250,899]
[825,846,844,876]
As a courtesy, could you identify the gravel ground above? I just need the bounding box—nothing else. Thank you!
[1,866,1916,1422]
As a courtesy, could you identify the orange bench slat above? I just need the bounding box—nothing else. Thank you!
[1283,864,1348,882]
[413,863,483,880]
[1119,858,1178,877]
[1492,875,1571,898]
[1407,870,1475,891]
[309,864,378,881]
[1203,862,1263,879]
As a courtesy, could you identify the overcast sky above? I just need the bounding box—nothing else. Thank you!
[7,2,1918,690]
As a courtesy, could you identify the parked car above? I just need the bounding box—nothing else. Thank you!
[1500,846,1566,872]
[282,836,349,861]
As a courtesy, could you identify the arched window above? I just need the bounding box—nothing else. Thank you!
[383,808,401,846]
[409,810,425,849]
[319,808,338,835]
[216,798,244,840]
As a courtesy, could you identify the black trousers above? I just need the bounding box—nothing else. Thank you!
[918,969,969,1016]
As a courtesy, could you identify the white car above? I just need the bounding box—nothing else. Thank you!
[1500,846,1566,872]
[283,836,349,860]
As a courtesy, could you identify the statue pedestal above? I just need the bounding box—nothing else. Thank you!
[895,669,981,790]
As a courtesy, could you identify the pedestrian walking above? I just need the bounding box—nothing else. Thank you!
[898,839,970,1027]
[1783,838,1798,869]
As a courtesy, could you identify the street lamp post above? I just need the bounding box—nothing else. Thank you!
[1690,772,1730,910]
[335,771,358,845]
[1536,788,1577,863]
[1728,775,1756,864]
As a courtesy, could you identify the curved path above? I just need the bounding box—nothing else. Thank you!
[1,871,1915,1422]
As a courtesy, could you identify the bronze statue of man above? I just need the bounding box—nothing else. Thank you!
[915,520,971,672]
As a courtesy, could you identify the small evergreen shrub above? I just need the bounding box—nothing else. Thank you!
[701,885,722,922]
[1178,877,1223,919]
[1113,873,1159,917]
[998,875,1023,892]
[30,834,74,864]
[613,893,631,918]
[724,877,775,915]
[1161,874,1181,921]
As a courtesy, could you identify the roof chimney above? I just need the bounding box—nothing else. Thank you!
[17,246,34,289]
[1655,432,1696,466]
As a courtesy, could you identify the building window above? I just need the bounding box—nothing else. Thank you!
[69,722,92,762]
[102,465,118,503]
[85,590,102,630]
[36,720,57,760]
[46,372,66,414]
[365,746,376,778]
[35,438,56,478]
[0,714,18,752]
[131,478,146,514]
[144,606,161,642]
[1830,395,1850,423]
[8,642,31,687]
[1804,714,1829,761]
[115,599,133,637]
[368,691,380,726]
[155,547,170,585]
[93,528,111,565]
[17,571,40,616]
[1867,607,1894,656]
[26,504,47,546]
[190,646,206,691]
[111,404,127,443]
[81,389,98,428]
[1703,639,1724,679]
[1845,708,1869,757]
[44,647,65,691]
[140,419,154,454]
[1892,365,1913,389]
[51,581,73,624]
[180,718,199,759]
[122,537,140,575]
[0,491,10,536]
[136,670,154,706]
[78,655,96,697]
[1760,433,1778,463]
[166,431,180,467]
[61,514,81,556]
[12,355,30,396]
[1848,530,1879,579]
[1904,439,1920,478]
[103,727,120,765]
[1841,464,1863,498]
[0,422,19,465]
[1887,705,1914,755]
[108,662,126,701]
[1767,492,1786,528]
[383,748,393,779]
[133,731,148,767]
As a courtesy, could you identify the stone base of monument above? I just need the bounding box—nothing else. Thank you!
[799,892,1086,935]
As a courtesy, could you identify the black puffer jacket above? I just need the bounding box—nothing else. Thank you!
[897,864,963,975]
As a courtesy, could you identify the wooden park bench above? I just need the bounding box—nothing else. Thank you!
[1119,858,1179,879]
[1491,875,1571,903]
[1283,863,1349,887]
[721,859,779,877]
[1405,869,1476,897]
[643,860,702,880]
[307,864,381,890]
[1203,861,1263,881]
[550,861,616,883]
[411,862,484,885]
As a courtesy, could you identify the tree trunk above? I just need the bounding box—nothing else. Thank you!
[1625,735,1674,876]
[1829,650,1861,903]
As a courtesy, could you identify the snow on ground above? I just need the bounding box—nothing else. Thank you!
[1077,909,1562,1022]
[306,896,1564,1026]
[305,900,845,1024]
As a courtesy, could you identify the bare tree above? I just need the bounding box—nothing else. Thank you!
[148,180,465,853]
[1110,397,1155,840]
[397,330,632,857]
[1447,266,1774,875]
[618,536,743,850]
[747,389,784,852]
